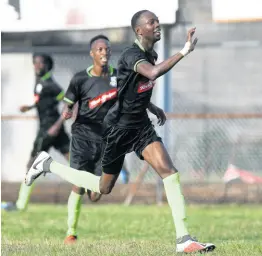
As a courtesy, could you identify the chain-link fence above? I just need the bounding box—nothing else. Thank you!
[123,114,262,204]
[124,114,262,182]
[2,114,262,204]
[1,44,262,203]
[2,114,262,181]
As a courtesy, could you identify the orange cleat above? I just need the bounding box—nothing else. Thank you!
[64,235,77,244]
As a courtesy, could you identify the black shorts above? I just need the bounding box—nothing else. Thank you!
[31,128,70,157]
[69,136,103,175]
[101,122,162,174]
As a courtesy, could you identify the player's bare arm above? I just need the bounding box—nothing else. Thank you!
[19,105,35,113]
[71,102,79,122]
[147,102,166,126]
[136,28,198,81]
[47,116,65,137]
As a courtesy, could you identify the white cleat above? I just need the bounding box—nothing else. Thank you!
[25,151,51,186]
[176,236,216,254]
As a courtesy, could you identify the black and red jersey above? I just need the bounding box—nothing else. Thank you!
[34,72,64,130]
[104,40,158,128]
[64,66,117,140]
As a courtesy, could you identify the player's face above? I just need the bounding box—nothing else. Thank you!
[137,11,161,43]
[90,39,111,67]
[33,56,47,76]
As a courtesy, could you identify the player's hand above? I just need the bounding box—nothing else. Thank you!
[19,105,31,113]
[155,106,166,126]
[180,27,198,56]
[148,104,166,126]
[62,110,73,120]
[62,106,73,120]
[186,27,198,53]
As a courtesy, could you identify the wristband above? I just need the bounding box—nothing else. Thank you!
[179,42,191,56]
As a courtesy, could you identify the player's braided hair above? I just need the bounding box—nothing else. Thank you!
[89,35,110,49]
[33,53,54,71]
[131,10,149,32]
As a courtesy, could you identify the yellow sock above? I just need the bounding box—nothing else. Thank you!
[50,161,101,193]
[16,182,35,210]
[67,191,82,236]
[163,173,189,238]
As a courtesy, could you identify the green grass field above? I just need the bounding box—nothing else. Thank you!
[2,204,262,256]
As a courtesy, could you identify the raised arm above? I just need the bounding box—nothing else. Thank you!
[136,27,198,81]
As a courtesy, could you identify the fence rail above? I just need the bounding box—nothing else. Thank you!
[2,113,262,121]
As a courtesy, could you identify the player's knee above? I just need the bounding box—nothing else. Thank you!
[156,165,177,179]
[99,185,113,195]
[87,190,102,202]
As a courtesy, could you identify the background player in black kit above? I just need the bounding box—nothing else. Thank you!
[25,10,215,253]
[62,35,117,244]
[2,54,70,212]
[62,35,166,244]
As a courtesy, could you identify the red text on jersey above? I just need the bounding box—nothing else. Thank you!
[88,88,117,109]
[137,81,155,93]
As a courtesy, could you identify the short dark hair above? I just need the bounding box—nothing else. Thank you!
[131,10,149,32]
[90,35,110,49]
[33,53,54,71]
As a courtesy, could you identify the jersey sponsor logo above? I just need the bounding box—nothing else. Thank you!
[88,88,117,109]
[137,81,155,93]
[110,76,117,87]
[35,83,43,94]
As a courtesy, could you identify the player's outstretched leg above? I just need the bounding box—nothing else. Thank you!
[25,151,101,192]
[142,141,215,253]
[25,151,122,195]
